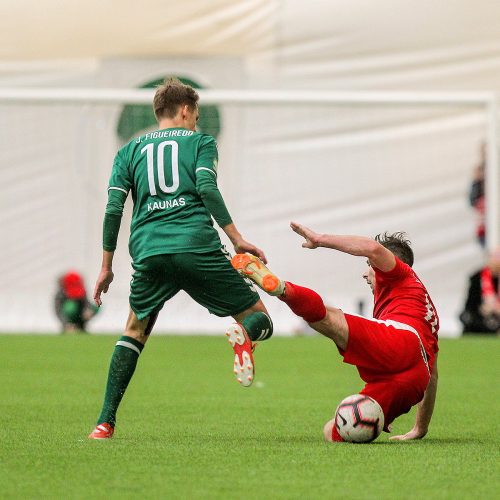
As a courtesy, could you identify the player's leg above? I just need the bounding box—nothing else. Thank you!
[359,369,428,434]
[323,377,423,443]
[231,253,349,350]
[323,417,345,443]
[176,249,274,386]
[342,314,430,374]
[322,381,395,443]
[232,299,272,342]
[227,299,274,386]
[88,310,157,439]
[89,255,176,439]
[231,253,285,296]
[322,383,419,443]
[337,315,430,432]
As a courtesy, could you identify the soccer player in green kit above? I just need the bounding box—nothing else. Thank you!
[88,78,273,439]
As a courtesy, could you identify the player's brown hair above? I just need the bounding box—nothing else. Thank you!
[375,232,414,267]
[153,77,199,120]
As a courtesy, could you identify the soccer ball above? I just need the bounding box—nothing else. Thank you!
[334,394,384,443]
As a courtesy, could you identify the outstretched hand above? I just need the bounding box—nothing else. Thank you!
[290,221,321,249]
[389,427,427,441]
[93,268,114,306]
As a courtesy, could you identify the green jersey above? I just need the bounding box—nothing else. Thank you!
[108,128,225,263]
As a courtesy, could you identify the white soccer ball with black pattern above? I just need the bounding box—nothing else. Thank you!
[334,394,384,443]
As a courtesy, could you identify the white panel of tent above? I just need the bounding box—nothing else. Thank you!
[0,83,490,336]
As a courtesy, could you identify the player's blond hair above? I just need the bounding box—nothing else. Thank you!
[153,78,199,121]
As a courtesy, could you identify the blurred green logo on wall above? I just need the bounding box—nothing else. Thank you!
[117,76,221,143]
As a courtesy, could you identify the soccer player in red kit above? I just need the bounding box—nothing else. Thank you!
[232,222,439,442]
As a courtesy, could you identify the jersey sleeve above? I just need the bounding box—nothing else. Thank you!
[374,257,410,285]
[103,149,130,251]
[194,135,232,227]
[108,148,132,195]
[195,135,218,178]
[102,190,127,251]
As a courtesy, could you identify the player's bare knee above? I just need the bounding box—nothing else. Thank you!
[124,327,148,344]
[248,299,269,315]
[233,299,268,322]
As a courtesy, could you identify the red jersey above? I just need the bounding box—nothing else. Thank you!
[373,257,439,368]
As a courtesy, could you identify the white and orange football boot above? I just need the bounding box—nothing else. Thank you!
[226,323,255,387]
[231,253,285,296]
[88,423,114,440]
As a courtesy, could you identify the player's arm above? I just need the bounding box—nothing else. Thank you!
[290,221,395,271]
[94,251,114,307]
[94,149,131,305]
[390,356,438,441]
[195,138,267,262]
[197,172,267,262]
[222,223,267,263]
[93,188,128,306]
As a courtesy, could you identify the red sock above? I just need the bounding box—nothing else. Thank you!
[280,282,327,323]
[331,424,345,442]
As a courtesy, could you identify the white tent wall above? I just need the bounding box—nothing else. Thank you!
[0,85,488,336]
[250,0,500,91]
[1,0,500,335]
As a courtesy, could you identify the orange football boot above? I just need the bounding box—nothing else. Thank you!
[231,253,285,296]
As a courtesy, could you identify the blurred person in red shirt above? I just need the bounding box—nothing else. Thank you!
[54,271,99,333]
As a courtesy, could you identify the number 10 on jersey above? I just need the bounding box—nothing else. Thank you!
[141,141,180,196]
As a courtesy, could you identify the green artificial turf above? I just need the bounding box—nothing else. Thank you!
[0,335,498,499]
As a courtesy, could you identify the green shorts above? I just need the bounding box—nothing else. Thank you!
[130,248,260,320]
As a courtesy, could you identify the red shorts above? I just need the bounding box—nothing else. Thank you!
[341,313,430,431]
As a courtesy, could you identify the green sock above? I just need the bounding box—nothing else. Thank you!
[241,312,273,341]
[96,336,144,427]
